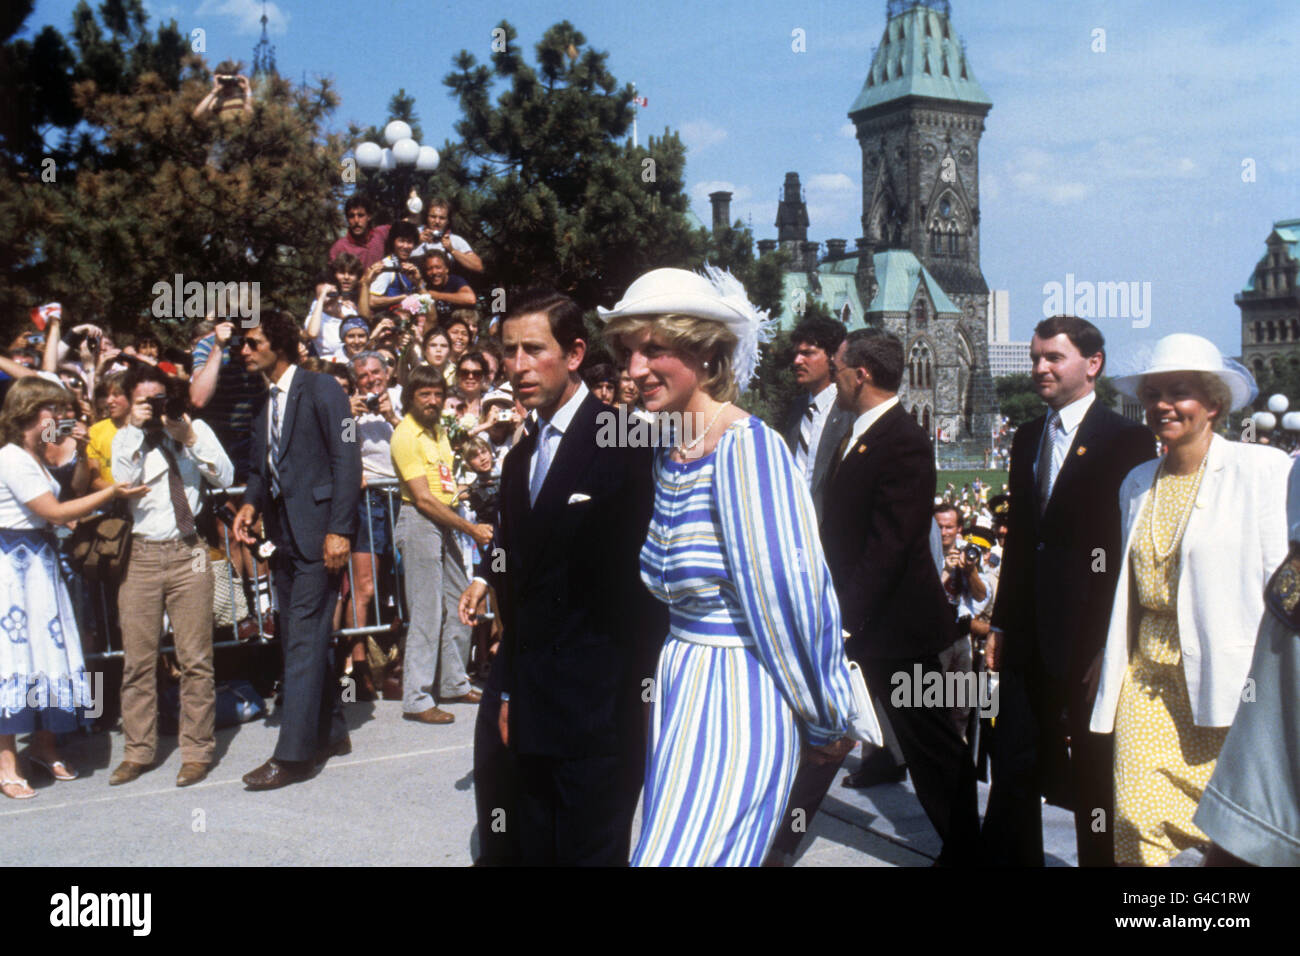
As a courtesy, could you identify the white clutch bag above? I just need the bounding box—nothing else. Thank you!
[846,660,884,746]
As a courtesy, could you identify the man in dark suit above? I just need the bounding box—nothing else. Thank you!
[458,289,663,866]
[233,310,362,790]
[781,316,854,522]
[820,328,980,865]
[981,315,1155,866]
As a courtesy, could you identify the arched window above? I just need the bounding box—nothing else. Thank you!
[925,359,933,388]
[930,231,943,254]
[1268,321,1277,342]
[911,405,919,422]
[1254,358,1266,376]
[915,299,928,325]
[948,232,959,254]
[1255,321,1264,343]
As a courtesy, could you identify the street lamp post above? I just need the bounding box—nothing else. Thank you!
[353,120,440,219]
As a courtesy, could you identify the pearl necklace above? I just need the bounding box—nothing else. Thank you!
[679,401,731,454]
[1149,451,1208,563]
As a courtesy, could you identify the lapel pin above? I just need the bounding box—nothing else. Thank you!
[857,445,867,454]
[1076,446,1087,456]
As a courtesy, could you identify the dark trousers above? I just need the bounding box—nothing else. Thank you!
[270,542,346,763]
[863,654,981,865]
[514,751,639,866]
[981,657,1115,867]
[473,688,520,866]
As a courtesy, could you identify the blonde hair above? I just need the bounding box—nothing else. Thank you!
[604,313,739,403]
[1,377,74,446]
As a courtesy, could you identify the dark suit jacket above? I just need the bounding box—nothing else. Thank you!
[821,402,956,661]
[783,391,855,522]
[990,399,1155,688]
[482,391,664,759]
[243,367,361,559]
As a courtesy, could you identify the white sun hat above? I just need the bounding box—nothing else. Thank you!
[596,265,776,390]
[1111,333,1257,411]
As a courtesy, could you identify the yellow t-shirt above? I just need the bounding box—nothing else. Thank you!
[390,414,458,506]
[86,417,119,483]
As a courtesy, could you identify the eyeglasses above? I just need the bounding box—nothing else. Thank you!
[458,368,483,379]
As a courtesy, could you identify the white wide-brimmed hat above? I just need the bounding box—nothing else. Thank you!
[1111,333,1257,411]
[596,266,775,390]
[482,385,514,409]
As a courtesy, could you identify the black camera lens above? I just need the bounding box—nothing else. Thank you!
[165,394,188,419]
[364,394,380,413]
[963,544,983,564]
[228,336,244,352]
[145,396,167,427]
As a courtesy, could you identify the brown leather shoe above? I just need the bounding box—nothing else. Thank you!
[313,736,352,766]
[109,761,151,787]
[443,689,482,704]
[403,706,455,724]
[175,762,211,787]
[242,758,314,790]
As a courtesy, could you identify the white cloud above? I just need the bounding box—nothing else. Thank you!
[840,122,857,139]
[692,181,752,203]
[680,120,728,151]
[806,172,855,194]
[195,0,289,36]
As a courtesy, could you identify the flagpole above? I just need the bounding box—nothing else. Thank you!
[632,81,639,149]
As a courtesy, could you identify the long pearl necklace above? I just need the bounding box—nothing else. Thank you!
[1149,451,1208,563]
[679,401,731,454]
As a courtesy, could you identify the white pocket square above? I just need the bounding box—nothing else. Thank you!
[567,493,591,504]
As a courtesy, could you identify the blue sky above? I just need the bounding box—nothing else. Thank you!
[26,0,1300,370]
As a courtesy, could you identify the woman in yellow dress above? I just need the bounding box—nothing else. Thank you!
[1090,334,1290,865]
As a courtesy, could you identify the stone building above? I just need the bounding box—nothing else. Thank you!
[726,0,998,451]
[1238,218,1300,380]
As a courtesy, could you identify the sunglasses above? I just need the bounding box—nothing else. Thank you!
[458,368,483,379]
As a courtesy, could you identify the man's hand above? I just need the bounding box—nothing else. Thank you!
[376,389,398,425]
[128,395,153,429]
[349,394,369,418]
[163,413,195,446]
[805,736,854,768]
[214,321,235,347]
[469,523,493,549]
[231,503,258,546]
[984,630,1002,671]
[323,533,350,574]
[498,700,509,747]
[458,579,488,627]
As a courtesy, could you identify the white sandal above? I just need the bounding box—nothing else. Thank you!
[0,777,36,800]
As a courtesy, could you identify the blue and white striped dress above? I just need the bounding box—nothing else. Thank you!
[631,416,856,866]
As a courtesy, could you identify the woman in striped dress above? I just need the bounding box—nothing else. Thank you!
[601,267,857,866]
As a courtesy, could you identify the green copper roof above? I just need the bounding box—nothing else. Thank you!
[1242,218,1300,292]
[849,2,991,116]
[777,248,956,327]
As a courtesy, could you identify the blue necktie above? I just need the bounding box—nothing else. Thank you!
[269,385,282,498]
[529,421,553,508]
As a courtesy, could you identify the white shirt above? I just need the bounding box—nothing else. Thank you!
[412,232,473,260]
[306,298,358,361]
[0,444,59,529]
[356,386,403,483]
[1035,390,1095,495]
[799,383,838,483]
[267,365,296,471]
[842,395,901,459]
[112,420,234,540]
[528,381,588,491]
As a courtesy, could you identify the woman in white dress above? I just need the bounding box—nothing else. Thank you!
[0,378,143,799]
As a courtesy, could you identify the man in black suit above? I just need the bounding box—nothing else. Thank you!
[458,289,663,866]
[981,316,1155,866]
[233,310,362,790]
[781,316,854,522]
[820,328,980,865]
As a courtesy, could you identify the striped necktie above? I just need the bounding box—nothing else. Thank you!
[269,385,282,498]
[797,399,816,475]
[154,440,197,538]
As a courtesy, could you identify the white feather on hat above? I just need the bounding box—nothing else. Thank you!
[596,265,776,391]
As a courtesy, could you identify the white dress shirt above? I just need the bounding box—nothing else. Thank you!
[842,395,900,459]
[1035,390,1095,496]
[799,383,838,483]
[112,420,234,540]
[267,364,296,469]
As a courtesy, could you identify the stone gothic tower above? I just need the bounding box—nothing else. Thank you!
[848,0,995,448]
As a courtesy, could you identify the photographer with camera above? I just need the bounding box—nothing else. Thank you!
[108,364,233,788]
[412,199,483,280]
[359,222,423,317]
[305,254,364,361]
[190,317,268,484]
[935,502,988,742]
[471,388,519,474]
[416,252,476,322]
[339,351,403,696]
[192,61,252,123]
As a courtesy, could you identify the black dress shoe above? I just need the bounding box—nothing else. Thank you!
[242,758,314,791]
[842,763,907,789]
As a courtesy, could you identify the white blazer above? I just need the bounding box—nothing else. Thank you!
[1090,434,1291,732]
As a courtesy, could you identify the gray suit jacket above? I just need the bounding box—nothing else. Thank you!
[782,391,854,522]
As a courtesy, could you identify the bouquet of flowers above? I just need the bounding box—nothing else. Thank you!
[398,293,435,317]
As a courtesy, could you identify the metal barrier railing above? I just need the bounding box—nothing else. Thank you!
[81,479,409,663]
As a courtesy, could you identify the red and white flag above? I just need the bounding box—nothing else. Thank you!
[30,302,61,330]
[633,95,648,107]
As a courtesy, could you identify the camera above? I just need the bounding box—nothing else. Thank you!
[962,544,984,565]
[364,393,381,414]
[324,290,340,301]
[429,229,444,242]
[382,255,399,270]
[228,334,245,353]
[145,392,188,427]
[56,419,77,439]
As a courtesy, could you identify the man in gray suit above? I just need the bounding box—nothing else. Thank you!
[781,316,853,522]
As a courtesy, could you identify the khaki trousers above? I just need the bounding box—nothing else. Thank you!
[119,537,216,764]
